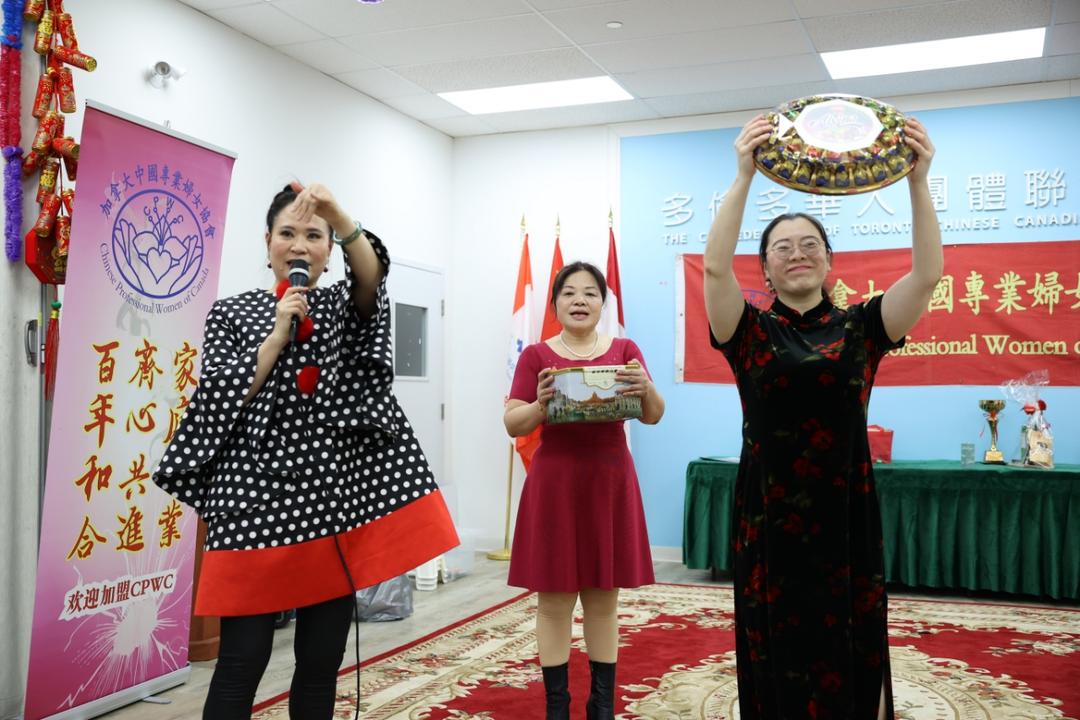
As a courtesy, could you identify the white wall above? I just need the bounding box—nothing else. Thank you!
[0,0,453,715]
[447,79,1080,553]
[57,0,454,291]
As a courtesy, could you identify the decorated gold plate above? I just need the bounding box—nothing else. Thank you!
[754,94,914,195]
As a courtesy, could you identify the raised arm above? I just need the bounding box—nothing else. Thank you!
[881,118,943,343]
[289,181,385,318]
[705,115,772,344]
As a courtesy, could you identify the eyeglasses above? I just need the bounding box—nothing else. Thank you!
[767,238,825,258]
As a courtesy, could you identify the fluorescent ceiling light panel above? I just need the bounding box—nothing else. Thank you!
[438,76,632,114]
[821,27,1046,80]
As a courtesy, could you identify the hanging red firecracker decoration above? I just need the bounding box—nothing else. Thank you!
[20,0,95,281]
[43,300,60,399]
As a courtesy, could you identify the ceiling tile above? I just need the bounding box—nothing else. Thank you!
[481,99,660,132]
[1046,52,1080,79]
[277,38,378,74]
[642,81,836,117]
[791,0,940,19]
[273,0,531,38]
[616,53,829,98]
[1048,21,1080,54]
[178,0,259,11]
[832,58,1047,98]
[528,0,622,9]
[338,14,569,66]
[207,4,323,46]
[544,0,794,45]
[584,21,812,74]
[380,93,469,121]
[395,48,604,93]
[1057,0,1080,24]
[332,68,428,99]
[804,0,1053,52]
[183,0,1080,134]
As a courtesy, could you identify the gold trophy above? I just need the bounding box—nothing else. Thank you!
[978,399,1006,464]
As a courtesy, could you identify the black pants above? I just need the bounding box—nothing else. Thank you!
[203,593,354,719]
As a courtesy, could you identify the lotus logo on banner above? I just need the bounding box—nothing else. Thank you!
[100,165,217,311]
[110,190,205,299]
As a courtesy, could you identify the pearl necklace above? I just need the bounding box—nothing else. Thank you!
[558,331,599,359]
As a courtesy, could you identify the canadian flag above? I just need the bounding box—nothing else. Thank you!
[516,230,564,471]
[597,224,624,338]
[539,234,565,343]
[507,232,533,383]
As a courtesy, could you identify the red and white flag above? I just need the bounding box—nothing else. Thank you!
[539,232,565,343]
[597,223,625,338]
[517,227,565,470]
[507,232,534,383]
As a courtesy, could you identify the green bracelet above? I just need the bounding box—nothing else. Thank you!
[335,221,363,247]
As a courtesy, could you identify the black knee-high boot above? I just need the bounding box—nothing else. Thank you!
[585,660,616,720]
[541,663,570,720]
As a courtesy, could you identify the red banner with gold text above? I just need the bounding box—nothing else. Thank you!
[680,240,1080,386]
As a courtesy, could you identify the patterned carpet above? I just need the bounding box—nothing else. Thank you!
[251,584,1080,719]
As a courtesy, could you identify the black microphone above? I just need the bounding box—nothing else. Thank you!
[287,258,310,343]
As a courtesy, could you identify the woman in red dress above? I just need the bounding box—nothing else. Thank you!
[504,261,665,720]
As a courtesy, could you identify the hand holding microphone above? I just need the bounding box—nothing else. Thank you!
[286,259,310,342]
[272,259,310,344]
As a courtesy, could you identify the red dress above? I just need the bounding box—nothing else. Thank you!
[507,338,654,592]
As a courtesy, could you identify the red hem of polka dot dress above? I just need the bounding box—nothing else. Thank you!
[192,490,459,616]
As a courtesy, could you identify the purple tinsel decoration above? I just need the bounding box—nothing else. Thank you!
[1,0,22,50]
[3,0,23,261]
[3,146,21,261]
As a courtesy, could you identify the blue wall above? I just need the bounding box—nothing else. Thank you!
[621,97,1080,548]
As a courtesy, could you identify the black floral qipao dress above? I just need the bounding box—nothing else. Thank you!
[152,232,458,616]
[713,294,901,720]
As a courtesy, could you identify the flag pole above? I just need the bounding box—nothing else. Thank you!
[487,442,515,561]
[488,214,528,562]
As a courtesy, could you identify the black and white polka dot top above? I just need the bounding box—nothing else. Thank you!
[152,233,439,550]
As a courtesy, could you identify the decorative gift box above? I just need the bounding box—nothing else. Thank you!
[546,362,643,424]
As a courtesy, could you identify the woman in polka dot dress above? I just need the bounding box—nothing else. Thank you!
[153,182,458,718]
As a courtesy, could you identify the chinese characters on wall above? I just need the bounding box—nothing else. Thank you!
[659,169,1073,245]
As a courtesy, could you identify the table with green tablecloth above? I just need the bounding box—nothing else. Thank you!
[683,458,1080,600]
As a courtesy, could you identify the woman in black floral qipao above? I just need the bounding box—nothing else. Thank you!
[703,115,942,720]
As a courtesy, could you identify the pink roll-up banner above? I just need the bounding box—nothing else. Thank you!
[24,103,235,720]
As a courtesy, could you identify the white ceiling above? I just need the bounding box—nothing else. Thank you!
[178,0,1080,137]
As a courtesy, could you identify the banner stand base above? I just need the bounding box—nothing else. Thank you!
[36,666,191,720]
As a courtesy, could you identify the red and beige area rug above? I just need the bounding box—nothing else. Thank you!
[251,584,1080,719]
